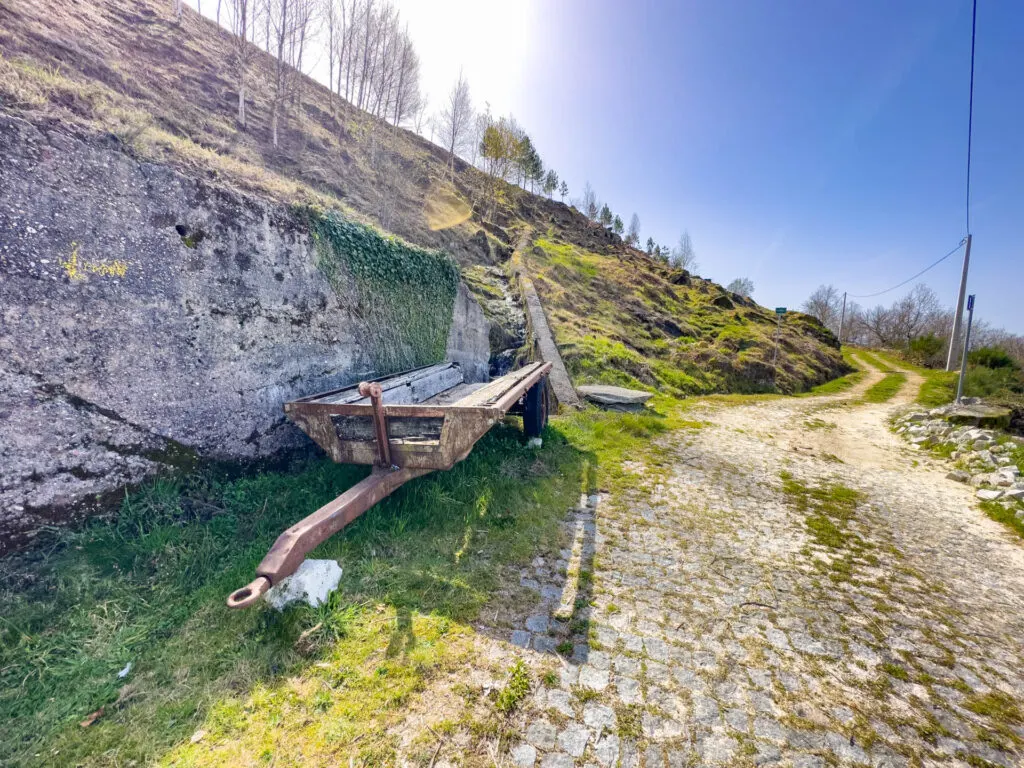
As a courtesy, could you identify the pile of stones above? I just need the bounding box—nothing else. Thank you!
[893,404,1024,516]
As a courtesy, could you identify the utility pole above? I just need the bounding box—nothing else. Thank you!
[946,235,973,371]
[955,294,976,404]
[838,291,847,345]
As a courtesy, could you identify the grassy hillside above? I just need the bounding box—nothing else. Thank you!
[0,0,847,392]
[523,234,846,394]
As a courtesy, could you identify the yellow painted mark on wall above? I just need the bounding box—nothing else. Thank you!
[61,242,129,281]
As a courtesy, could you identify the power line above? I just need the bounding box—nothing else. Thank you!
[966,0,977,233]
[848,239,966,299]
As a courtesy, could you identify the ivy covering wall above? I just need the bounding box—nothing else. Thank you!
[307,209,460,374]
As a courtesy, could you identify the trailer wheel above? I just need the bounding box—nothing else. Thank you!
[523,380,548,438]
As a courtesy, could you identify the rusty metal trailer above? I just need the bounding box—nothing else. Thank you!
[227,360,552,608]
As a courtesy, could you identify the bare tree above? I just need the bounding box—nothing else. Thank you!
[577,182,598,220]
[802,284,843,334]
[626,213,640,247]
[322,0,339,117]
[438,71,473,174]
[671,230,697,272]
[413,93,429,135]
[173,0,183,22]
[857,284,947,347]
[726,278,754,297]
[225,0,255,126]
[329,0,421,128]
[266,0,316,147]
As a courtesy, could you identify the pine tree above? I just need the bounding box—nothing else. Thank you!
[613,215,624,236]
[543,170,558,198]
[599,204,613,228]
[559,180,568,201]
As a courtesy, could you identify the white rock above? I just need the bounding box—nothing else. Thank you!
[976,489,1004,501]
[265,559,343,610]
[527,437,543,449]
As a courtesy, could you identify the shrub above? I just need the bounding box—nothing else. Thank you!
[969,346,1020,371]
[907,334,946,368]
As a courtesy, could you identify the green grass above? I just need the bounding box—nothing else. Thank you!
[0,398,703,766]
[869,349,956,407]
[495,660,531,714]
[0,423,587,767]
[802,368,865,396]
[862,372,907,403]
[979,500,1024,541]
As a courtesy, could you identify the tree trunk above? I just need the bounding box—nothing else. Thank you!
[271,101,279,147]
[237,81,246,126]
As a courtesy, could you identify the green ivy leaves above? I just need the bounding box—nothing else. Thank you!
[306,209,459,375]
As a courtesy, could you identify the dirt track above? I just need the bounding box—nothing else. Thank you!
[479,355,1024,767]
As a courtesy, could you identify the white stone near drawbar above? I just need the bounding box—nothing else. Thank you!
[265,559,343,610]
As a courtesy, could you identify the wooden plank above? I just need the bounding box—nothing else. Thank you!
[454,362,544,408]
[313,363,463,405]
[332,415,445,443]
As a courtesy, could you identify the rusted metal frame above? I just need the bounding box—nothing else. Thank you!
[357,381,392,467]
[227,466,431,609]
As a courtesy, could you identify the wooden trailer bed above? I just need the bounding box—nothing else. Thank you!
[227,361,552,608]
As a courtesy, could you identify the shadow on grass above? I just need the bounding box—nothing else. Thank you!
[0,421,588,767]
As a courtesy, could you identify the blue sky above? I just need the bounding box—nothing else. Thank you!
[395,0,1022,332]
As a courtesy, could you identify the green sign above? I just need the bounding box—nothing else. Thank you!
[775,307,787,315]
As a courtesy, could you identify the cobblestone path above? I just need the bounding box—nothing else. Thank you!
[484,357,1024,767]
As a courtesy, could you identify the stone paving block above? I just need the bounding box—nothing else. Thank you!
[526,614,549,633]
[559,664,579,689]
[539,753,573,768]
[791,755,825,768]
[582,702,616,731]
[510,742,537,768]
[697,733,737,764]
[615,676,641,704]
[510,630,531,648]
[613,654,641,677]
[752,715,785,742]
[532,636,557,654]
[525,720,557,750]
[578,665,610,691]
[725,708,748,732]
[591,733,619,767]
[556,722,590,757]
[692,694,719,724]
[545,688,574,717]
